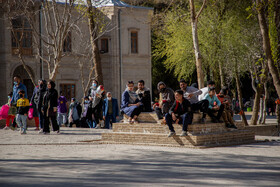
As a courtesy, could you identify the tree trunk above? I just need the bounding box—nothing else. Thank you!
[258,96,264,124]
[86,0,103,85]
[256,0,280,98]
[250,85,262,125]
[261,81,269,124]
[235,69,249,126]
[189,0,206,89]
[219,61,225,87]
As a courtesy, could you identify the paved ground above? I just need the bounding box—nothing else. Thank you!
[0,127,280,187]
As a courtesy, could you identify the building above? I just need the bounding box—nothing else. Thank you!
[0,0,153,105]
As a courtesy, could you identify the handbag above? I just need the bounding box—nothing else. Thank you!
[28,104,34,120]
[0,104,9,120]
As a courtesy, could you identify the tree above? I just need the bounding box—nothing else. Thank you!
[189,0,207,89]
[3,0,86,82]
[255,0,280,97]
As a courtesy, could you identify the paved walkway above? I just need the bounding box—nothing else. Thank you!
[0,128,280,187]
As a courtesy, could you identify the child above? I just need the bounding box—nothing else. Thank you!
[3,92,16,130]
[16,90,29,134]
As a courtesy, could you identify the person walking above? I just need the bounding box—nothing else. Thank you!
[10,75,27,130]
[15,90,29,134]
[42,81,59,134]
[103,92,119,129]
[57,91,68,127]
[3,92,16,130]
[30,80,41,130]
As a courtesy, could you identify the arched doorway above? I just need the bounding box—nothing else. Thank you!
[13,65,35,100]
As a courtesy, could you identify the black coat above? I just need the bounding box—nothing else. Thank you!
[42,88,58,117]
[169,98,191,117]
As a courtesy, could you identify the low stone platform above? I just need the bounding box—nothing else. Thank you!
[102,112,255,148]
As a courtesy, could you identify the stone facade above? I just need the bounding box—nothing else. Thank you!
[0,0,153,105]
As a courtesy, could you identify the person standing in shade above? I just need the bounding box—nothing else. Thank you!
[165,90,192,137]
[103,92,119,129]
[136,80,152,112]
[68,98,81,128]
[30,80,41,130]
[204,87,224,123]
[34,80,47,133]
[42,81,59,134]
[57,91,68,127]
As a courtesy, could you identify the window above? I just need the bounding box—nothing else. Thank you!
[131,31,138,53]
[11,17,32,55]
[63,32,71,52]
[60,84,75,101]
[100,38,109,53]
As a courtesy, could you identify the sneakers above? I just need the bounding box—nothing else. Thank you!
[230,124,238,129]
[226,123,231,128]
[38,129,44,134]
[167,131,176,137]
[226,123,238,129]
[21,130,26,134]
[56,130,60,134]
[3,126,10,130]
[180,131,188,137]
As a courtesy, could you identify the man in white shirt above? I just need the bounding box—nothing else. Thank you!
[180,79,209,123]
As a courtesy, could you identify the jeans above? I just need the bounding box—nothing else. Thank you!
[16,114,27,131]
[104,114,116,129]
[165,113,192,132]
[57,113,67,126]
[87,119,96,128]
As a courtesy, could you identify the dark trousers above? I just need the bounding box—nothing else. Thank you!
[155,107,164,119]
[131,106,142,118]
[70,119,80,127]
[43,115,59,132]
[165,113,192,132]
[191,100,209,118]
[207,104,224,120]
[38,109,44,129]
[105,114,116,129]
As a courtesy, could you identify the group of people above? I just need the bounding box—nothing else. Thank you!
[121,79,237,137]
[3,76,121,134]
[3,75,237,137]
[3,76,60,134]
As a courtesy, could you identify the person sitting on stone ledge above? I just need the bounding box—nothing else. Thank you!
[136,80,152,112]
[204,87,224,123]
[166,90,192,137]
[153,82,175,120]
[198,80,215,101]
[179,79,209,123]
[217,87,237,129]
[121,81,143,124]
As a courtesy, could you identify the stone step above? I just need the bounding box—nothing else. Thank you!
[123,112,214,124]
[101,130,255,147]
[112,122,244,135]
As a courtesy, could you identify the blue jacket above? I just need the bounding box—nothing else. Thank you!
[204,93,221,109]
[11,83,27,104]
[103,98,119,117]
